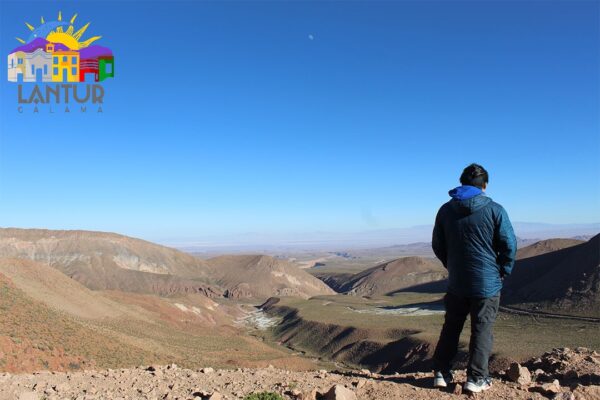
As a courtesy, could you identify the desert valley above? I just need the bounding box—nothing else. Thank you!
[0,227,598,399]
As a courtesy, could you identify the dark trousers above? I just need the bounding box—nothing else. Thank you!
[432,292,500,379]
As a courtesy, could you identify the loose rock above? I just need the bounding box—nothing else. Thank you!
[532,379,561,395]
[299,389,318,400]
[552,393,575,400]
[572,385,600,400]
[508,363,532,385]
[453,384,463,395]
[321,384,357,400]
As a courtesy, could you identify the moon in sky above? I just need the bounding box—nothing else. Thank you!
[308,34,314,40]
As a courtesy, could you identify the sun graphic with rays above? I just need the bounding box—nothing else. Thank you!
[17,11,101,50]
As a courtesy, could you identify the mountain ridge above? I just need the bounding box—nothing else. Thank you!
[205,254,335,299]
[503,234,600,317]
[328,256,447,296]
[0,227,221,296]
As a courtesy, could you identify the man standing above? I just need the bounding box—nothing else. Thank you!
[431,163,517,393]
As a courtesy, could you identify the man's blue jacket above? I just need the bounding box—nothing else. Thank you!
[432,185,517,298]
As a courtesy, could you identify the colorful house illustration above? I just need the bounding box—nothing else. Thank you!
[7,44,54,82]
[51,50,79,82]
[7,51,26,82]
[79,47,114,82]
[98,56,114,81]
[7,13,114,84]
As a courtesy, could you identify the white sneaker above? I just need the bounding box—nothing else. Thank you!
[433,371,453,388]
[464,377,492,393]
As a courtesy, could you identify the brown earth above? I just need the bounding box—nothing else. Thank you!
[261,298,435,374]
[0,228,222,296]
[205,255,335,299]
[503,234,600,317]
[0,228,333,301]
[524,347,600,386]
[329,257,447,297]
[0,258,130,319]
[1,227,599,398]
[259,294,600,377]
[311,272,354,293]
[516,238,585,260]
[0,270,161,373]
[0,258,232,326]
[0,258,319,374]
[1,349,599,400]
[318,237,594,299]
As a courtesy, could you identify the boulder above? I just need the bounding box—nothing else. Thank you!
[507,363,532,385]
[321,384,357,400]
[531,379,561,396]
[552,393,575,400]
[452,384,462,395]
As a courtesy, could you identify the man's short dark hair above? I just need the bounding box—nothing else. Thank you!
[460,163,489,188]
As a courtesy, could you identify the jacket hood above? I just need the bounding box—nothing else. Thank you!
[448,186,491,215]
[449,185,482,200]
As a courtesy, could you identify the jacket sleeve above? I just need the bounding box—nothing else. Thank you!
[432,207,447,268]
[493,206,517,277]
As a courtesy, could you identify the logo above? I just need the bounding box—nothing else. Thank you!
[7,11,114,113]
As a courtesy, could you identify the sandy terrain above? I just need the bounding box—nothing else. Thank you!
[2,349,599,400]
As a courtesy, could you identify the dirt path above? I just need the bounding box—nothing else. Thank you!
[499,306,600,323]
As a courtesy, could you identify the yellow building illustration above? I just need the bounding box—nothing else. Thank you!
[51,50,79,82]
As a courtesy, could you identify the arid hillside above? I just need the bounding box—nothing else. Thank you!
[516,238,585,260]
[0,257,317,374]
[0,258,135,320]
[328,257,447,297]
[206,255,336,299]
[503,234,600,317]
[0,228,339,300]
[0,228,225,296]
[0,263,160,372]
[260,293,600,380]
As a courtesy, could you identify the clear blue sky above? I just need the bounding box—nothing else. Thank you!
[0,1,598,243]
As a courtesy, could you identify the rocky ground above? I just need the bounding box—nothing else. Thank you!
[1,348,599,400]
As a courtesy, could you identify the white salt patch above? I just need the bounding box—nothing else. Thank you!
[271,271,302,286]
[204,300,218,311]
[235,310,280,330]
[191,306,203,316]
[174,303,189,312]
[347,304,444,316]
